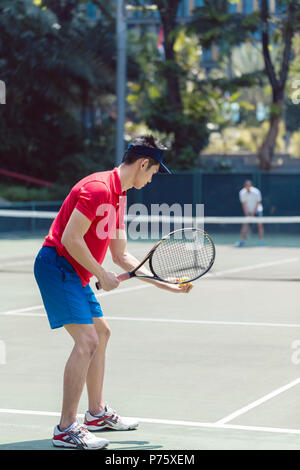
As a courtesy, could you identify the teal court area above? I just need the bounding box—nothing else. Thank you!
[0,236,300,450]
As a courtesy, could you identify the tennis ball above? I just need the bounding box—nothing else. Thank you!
[178,277,191,287]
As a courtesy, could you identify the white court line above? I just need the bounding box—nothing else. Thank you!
[1,408,300,437]
[1,255,297,274]
[3,308,300,329]
[0,256,298,318]
[216,377,300,425]
[206,257,299,278]
[0,246,149,268]
[1,305,45,316]
[103,317,300,329]
[98,284,152,297]
[0,285,152,316]
[0,260,33,268]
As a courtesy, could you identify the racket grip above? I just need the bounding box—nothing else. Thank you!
[118,272,131,282]
[95,272,131,290]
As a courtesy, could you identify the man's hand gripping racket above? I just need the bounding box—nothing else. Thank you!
[96,228,215,291]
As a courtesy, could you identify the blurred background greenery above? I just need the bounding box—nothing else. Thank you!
[0,0,299,201]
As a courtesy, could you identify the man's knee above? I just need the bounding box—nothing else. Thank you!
[76,332,99,358]
[94,319,111,342]
[100,324,111,342]
[104,325,111,340]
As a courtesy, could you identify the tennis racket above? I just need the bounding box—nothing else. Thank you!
[95,227,215,290]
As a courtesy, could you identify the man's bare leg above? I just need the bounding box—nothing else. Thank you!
[240,222,249,241]
[86,317,111,416]
[258,222,264,240]
[59,323,99,430]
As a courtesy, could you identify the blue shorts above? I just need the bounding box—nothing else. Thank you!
[34,246,103,329]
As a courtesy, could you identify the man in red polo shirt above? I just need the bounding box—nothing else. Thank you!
[34,135,192,450]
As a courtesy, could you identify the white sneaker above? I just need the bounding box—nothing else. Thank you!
[52,421,109,449]
[84,405,139,431]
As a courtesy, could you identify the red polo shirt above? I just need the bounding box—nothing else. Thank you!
[43,168,126,286]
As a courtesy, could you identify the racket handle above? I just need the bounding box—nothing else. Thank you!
[95,272,131,290]
[118,272,131,282]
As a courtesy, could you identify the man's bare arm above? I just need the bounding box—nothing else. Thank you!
[251,200,261,216]
[61,208,119,291]
[109,229,193,293]
[241,201,249,216]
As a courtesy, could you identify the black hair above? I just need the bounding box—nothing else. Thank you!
[122,135,167,169]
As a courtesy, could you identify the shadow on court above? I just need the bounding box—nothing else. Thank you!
[0,439,53,450]
[0,439,162,451]
[109,441,163,450]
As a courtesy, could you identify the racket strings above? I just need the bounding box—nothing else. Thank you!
[151,229,214,282]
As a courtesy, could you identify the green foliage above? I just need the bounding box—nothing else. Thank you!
[0,0,116,185]
[57,121,116,187]
[203,120,291,155]
[285,99,300,133]
[285,36,300,133]
[0,183,67,202]
[189,2,260,55]
[127,27,211,169]
[187,0,300,169]
[289,130,300,158]
[1,0,298,189]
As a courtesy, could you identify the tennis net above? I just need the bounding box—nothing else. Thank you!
[0,209,299,281]
[0,209,300,247]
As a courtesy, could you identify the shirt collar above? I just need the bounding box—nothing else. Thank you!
[111,167,126,196]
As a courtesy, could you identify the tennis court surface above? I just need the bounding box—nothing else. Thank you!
[0,217,300,450]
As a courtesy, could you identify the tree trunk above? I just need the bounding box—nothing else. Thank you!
[155,1,187,156]
[258,0,296,170]
[257,110,282,170]
[43,0,79,24]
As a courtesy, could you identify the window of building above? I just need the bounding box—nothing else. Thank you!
[242,0,253,14]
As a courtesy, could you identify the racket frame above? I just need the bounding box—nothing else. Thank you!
[149,227,215,283]
[95,227,215,290]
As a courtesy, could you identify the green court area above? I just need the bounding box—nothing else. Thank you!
[0,237,300,450]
